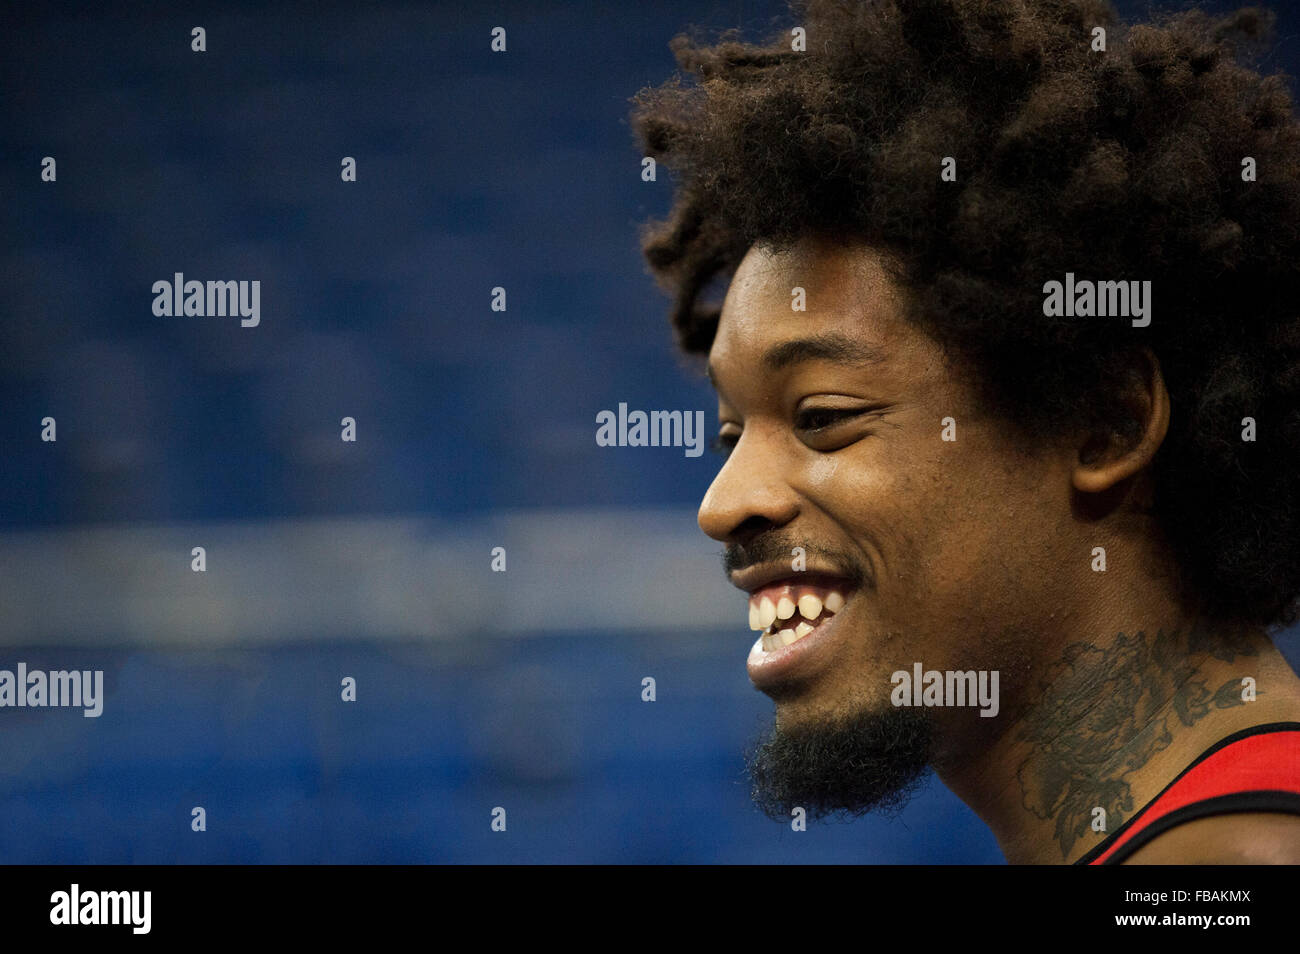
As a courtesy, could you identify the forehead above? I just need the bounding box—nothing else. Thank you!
[709,236,908,372]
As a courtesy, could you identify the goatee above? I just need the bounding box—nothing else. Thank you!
[745,703,934,821]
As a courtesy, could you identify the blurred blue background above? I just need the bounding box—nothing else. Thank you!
[1,0,1297,863]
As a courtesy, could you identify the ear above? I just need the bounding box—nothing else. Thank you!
[1071,347,1170,495]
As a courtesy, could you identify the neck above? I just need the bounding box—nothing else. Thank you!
[933,614,1295,864]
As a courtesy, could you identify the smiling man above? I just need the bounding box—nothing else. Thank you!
[632,0,1300,864]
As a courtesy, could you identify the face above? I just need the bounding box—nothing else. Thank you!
[701,235,1077,812]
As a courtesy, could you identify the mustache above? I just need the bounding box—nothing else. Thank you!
[722,535,869,589]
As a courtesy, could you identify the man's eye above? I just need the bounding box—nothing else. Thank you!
[795,408,862,433]
[710,433,738,458]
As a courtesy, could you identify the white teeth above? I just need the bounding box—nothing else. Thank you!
[750,588,849,649]
[755,621,819,652]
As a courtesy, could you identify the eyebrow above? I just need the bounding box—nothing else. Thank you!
[705,333,887,387]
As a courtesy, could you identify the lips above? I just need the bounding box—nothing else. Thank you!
[733,570,857,688]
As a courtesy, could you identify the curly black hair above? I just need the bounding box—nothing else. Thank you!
[630,0,1300,630]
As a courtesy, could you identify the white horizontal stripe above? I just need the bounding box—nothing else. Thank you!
[0,508,737,646]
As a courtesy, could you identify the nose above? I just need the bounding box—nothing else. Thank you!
[697,427,800,544]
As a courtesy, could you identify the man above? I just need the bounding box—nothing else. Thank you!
[632,0,1300,863]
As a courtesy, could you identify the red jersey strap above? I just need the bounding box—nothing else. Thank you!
[1076,722,1300,865]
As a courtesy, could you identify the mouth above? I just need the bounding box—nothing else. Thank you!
[739,573,856,689]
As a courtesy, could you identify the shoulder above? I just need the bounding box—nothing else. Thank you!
[1121,812,1300,864]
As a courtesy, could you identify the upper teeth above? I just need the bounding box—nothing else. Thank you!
[747,586,846,644]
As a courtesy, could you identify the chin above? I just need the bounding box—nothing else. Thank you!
[771,678,876,724]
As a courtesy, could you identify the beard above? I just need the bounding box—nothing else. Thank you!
[744,701,935,821]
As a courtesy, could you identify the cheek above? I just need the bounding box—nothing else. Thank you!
[911,455,1057,625]
[802,439,942,587]
[806,454,840,486]
[807,437,1024,611]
